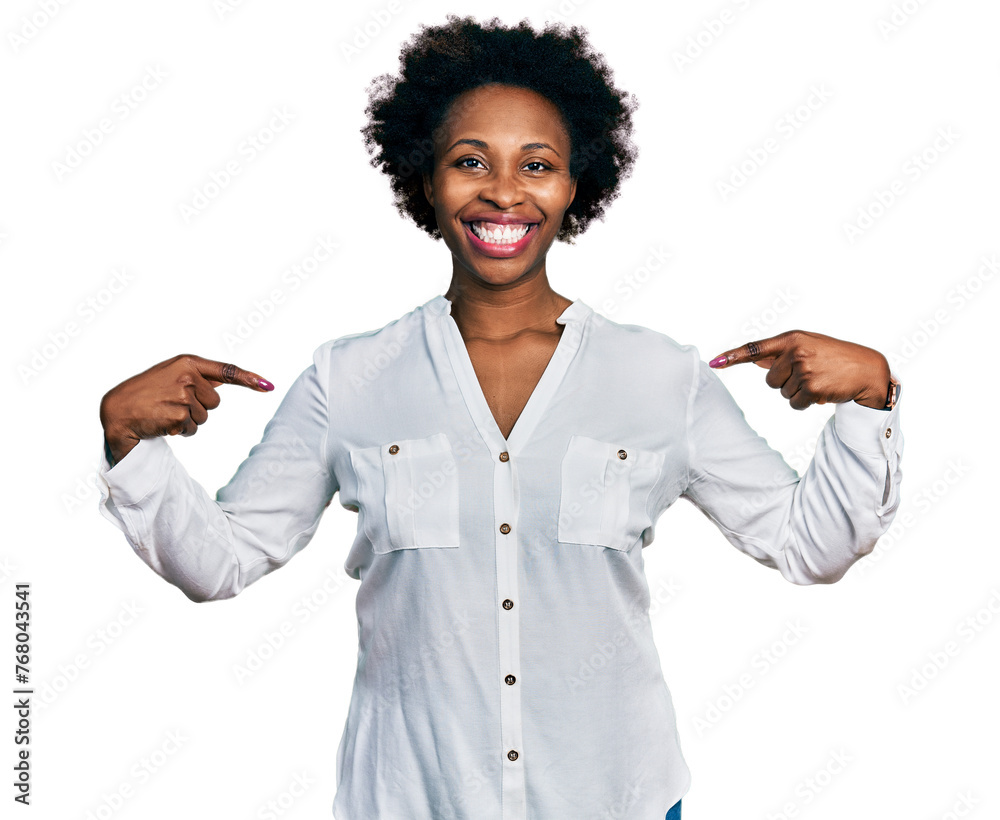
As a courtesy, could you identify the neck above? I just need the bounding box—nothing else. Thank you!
[443,271,572,342]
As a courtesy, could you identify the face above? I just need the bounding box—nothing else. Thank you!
[422,84,577,289]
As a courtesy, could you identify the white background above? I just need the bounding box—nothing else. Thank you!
[3,0,998,818]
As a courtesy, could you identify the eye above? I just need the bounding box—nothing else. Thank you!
[457,157,484,169]
[524,161,549,172]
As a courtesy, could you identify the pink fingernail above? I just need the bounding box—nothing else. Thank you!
[258,378,274,391]
[709,355,727,368]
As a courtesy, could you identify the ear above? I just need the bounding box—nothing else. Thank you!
[422,173,434,208]
[567,177,577,209]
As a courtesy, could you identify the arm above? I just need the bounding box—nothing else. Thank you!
[681,352,902,584]
[97,345,338,602]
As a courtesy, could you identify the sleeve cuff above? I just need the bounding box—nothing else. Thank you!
[833,395,901,458]
[100,436,173,507]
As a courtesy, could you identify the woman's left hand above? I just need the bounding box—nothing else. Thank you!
[709,330,891,410]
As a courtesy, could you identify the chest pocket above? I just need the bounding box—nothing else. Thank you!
[557,435,664,551]
[350,433,460,554]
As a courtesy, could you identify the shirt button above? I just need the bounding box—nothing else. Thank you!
[502,599,514,610]
[499,451,509,462]
[507,750,519,761]
[499,523,511,534]
[388,444,399,454]
[505,674,516,685]
[885,428,892,438]
[617,449,627,460]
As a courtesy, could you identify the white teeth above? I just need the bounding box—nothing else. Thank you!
[470,222,531,244]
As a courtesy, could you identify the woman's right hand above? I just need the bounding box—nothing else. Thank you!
[100,354,274,464]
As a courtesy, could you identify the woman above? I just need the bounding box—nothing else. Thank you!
[97,16,903,820]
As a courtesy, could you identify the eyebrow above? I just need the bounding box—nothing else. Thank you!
[444,138,562,157]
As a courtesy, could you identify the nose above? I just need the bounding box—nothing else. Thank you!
[478,162,524,210]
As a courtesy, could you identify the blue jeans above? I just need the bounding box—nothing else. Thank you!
[665,799,682,819]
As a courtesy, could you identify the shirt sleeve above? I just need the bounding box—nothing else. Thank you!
[680,350,903,585]
[96,344,338,602]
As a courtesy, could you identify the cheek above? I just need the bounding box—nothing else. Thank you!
[541,182,575,213]
[431,179,469,213]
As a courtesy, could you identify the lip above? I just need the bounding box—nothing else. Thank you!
[463,220,539,257]
[463,212,539,225]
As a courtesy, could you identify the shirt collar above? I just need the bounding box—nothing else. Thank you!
[423,294,591,325]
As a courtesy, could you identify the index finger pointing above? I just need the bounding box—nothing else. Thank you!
[191,355,274,391]
[708,333,791,369]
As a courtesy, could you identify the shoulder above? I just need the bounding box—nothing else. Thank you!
[583,306,702,376]
[308,298,434,369]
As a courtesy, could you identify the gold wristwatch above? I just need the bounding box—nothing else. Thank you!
[884,375,901,410]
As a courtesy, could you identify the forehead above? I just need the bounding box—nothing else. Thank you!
[434,84,570,146]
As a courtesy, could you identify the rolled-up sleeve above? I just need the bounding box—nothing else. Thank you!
[97,344,338,602]
[680,350,903,584]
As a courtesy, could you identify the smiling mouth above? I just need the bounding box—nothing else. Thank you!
[464,220,538,245]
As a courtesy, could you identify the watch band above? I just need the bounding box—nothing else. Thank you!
[884,375,901,410]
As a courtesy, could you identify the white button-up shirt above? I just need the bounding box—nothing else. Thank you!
[97,294,903,819]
